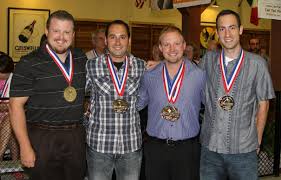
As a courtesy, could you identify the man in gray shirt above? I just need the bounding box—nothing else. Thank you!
[199,9,275,180]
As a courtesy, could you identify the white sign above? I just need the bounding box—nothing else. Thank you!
[173,0,211,9]
[258,0,281,20]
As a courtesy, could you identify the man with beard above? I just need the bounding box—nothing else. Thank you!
[249,37,260,54]
[9,10,86,180]
[86,20,145,180]
[199,9,275,180]
[249,37,270,62]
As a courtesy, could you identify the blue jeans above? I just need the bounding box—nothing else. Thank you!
[200,147,258,180]
[86,147,142,180]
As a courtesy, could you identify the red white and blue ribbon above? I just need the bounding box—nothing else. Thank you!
[219,49,244,94]
[106,56,129,96]
[162,62,185,104]
[46,44,74,85]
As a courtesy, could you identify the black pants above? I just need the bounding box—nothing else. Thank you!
[144,136,200,180]
[26,124,86,180]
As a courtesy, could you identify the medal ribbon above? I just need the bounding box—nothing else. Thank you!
[93,49,98,57]
[46,44,74,86]
[162,62,185,104]
[106,55,129,96]
[219,49,244,94]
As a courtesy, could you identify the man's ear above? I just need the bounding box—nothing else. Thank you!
[239,25,243,35]
[158,43,163,53]
[45,28,48,36]
[105,38,108,46]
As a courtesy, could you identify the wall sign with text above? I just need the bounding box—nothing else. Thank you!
[258,0,281,21]
[8,8,50,62]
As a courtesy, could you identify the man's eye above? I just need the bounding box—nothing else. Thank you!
[219,28,225,32]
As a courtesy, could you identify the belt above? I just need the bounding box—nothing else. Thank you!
[146,134,198,146]
[27,122,82,130]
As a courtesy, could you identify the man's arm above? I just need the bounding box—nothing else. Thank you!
[146,60,160,70]
[136,74,149,111]
[9,97,35,168]
[256,100,269,151]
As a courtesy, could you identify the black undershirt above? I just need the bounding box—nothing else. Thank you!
[113,61,124,71]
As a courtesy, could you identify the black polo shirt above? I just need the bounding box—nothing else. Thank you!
[10,44,86,123]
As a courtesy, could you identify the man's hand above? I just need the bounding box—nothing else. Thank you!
[20,145,36,168]
[257,146,260,154]
[146,60,160,70]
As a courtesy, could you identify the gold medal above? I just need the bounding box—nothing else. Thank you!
[161,105,180,121]
[64,86,77,102]
[218,95,234,111]
[112,99,129,113]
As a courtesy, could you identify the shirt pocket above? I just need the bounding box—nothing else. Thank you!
[94,76,112,96]
[241,81,255,101]
[126,76,140,96]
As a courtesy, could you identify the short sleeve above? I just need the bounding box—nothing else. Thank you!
[10,58,34,97]
[256,59,275,101]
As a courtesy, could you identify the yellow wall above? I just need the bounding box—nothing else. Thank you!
[239,0,271,30]
[201,0,271,30]
[0,0,181,53]
[1,0,271,53]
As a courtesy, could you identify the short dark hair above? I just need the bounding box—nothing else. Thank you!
[40,34,47,46]
[105,20,130,38]
[249,37,260,44]
[46,10,75,30]
[216,9,241,29]
[0,52,14,73]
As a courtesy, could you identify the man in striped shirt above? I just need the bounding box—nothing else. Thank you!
[9,10,86,180]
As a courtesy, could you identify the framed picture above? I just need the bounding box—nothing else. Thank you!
[8,8,50,62]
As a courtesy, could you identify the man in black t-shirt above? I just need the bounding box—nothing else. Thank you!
[9,10,86,180]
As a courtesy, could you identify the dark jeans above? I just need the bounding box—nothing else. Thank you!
[26,124,86,180]
[144,136,200,180]
[200,147,258,180]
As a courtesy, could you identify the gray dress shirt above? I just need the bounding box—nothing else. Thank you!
[199,50,275,154]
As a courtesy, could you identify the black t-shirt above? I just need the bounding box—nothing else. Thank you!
[10,44,86,123]
[113,61,124,71]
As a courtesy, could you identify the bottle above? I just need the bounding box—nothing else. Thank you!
[18,20,36,43]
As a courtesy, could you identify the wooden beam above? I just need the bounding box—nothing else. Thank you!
[178,5,208,48]
[270,19,281,91]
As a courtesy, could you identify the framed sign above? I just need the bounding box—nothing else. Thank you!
[8,8,50,62]
[173,0,211,8]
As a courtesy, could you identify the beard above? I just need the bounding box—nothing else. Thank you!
[47,41,71,55]
[108,48,128,60]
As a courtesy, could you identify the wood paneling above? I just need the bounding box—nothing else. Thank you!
[75,21,168,60]
[131,23,168,60]
[241,29,270,54]
[270,20,281,91]
[74,21,109,52]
